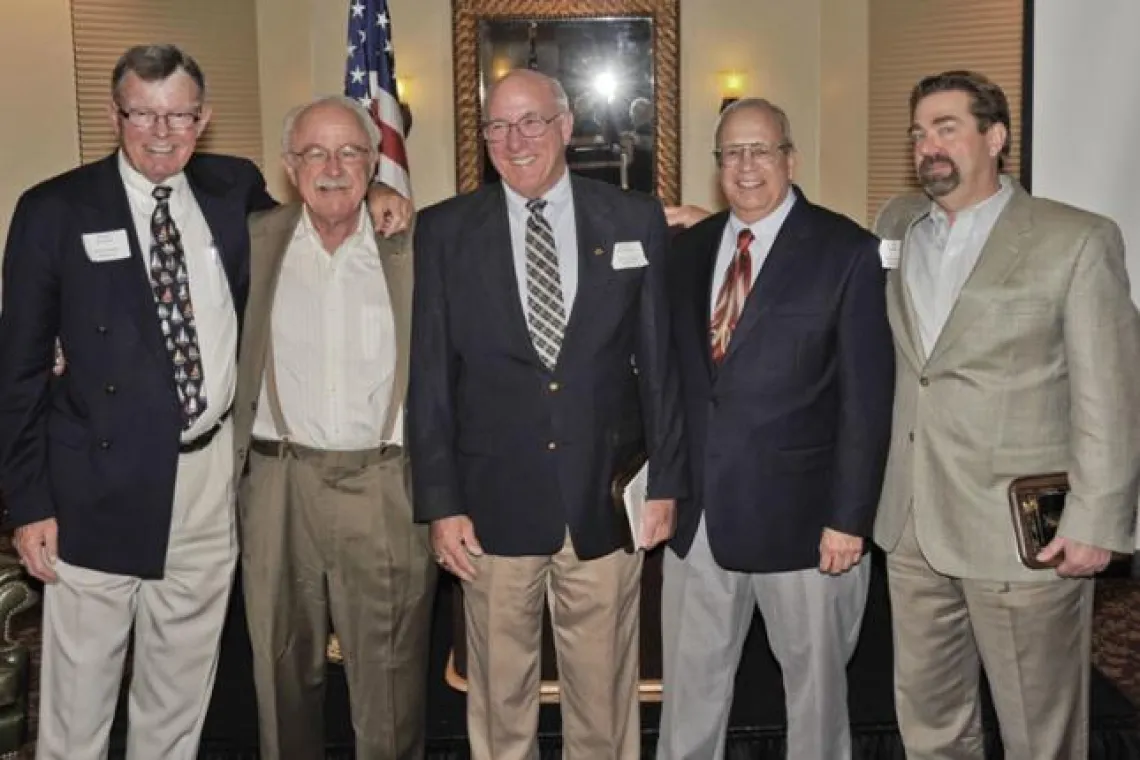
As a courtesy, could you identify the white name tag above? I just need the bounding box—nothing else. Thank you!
[82,230,132,263]
[612,241,648,270]
[878,239,901,270]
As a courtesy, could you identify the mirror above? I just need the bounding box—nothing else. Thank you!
[452,0,680,204]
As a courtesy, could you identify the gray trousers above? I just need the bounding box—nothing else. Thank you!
[239,441,436,760]
[657,516,870,760]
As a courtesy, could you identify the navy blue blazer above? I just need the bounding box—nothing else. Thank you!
[408,175,687,559]
[667,189,894,573]
[0,152,274,578]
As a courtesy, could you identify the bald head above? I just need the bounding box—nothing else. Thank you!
[486,69,569,114]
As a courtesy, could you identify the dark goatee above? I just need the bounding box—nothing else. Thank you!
[918,156,960,198]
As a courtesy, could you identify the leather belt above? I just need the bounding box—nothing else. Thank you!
[249,438,400,467]
[179,406,233,455]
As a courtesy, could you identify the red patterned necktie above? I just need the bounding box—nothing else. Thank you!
[709,228,755,364]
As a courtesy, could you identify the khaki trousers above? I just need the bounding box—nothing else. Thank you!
[462,534,642,760]
[887,513,1092,760]
[239,441,436,760]
[37,420,237,760]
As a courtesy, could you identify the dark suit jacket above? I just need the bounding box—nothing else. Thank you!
[0,152,274,578]
[408,175,687,559]
[667,188,894,573]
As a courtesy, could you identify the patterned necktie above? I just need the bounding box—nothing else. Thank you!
[149,185,208,430]
[709,228,756,364]
[524,198,566,369]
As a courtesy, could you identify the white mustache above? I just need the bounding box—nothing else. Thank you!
[316,177,352,190]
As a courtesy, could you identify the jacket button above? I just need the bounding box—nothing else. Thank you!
[919,377,930,387]
[250,401,257,411]
[98,439,111,450]
[908,431,915,442]
[96,325,108,335]
[548,381,560,392]
[547,441,557,451]
[238,447,247,459]
[104,384,116,394]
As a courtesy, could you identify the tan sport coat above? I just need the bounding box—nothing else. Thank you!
[873,180,1140,582]
[232,202,414,475]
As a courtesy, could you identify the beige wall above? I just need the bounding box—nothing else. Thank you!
[258,0,869,219]
[0,0,80,247]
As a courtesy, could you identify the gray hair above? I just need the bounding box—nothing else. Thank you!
[714,97,796,151]
[112,44,206,102]
[486,69,570,113]
[280,95,381,154]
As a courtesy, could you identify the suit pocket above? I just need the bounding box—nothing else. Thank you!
[47,413,90,450]
[773,443,834,473]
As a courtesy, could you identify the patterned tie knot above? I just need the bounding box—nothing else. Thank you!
[526,198,547,215]
[737,227,755,252]
[152,185,173,203]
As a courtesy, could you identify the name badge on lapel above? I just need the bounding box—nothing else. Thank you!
[82,230,132,263]
[878,239,901,270]
[612,241,648,270]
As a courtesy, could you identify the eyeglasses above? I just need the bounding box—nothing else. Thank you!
[714,142,791,168]
[481,112,563,143]
[116,107,202,132]
[287,144,373,166]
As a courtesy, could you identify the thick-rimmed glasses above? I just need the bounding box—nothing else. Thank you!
[116,107,201,132]
[714,142,792,168]
[481,112,563,143]
[287,144,373,166]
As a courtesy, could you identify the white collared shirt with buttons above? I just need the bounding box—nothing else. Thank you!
[709,189,797,315]
[905,175,1015,357]
[117,151,237,443]
[251,206,399,451]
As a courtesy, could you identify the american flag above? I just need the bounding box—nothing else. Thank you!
[345,0,411,198]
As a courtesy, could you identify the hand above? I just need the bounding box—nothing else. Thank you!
[430,515,483,582]
[365,184,413,238]
[663,204,712,229]
[14,517,60,583]
[639,498,676,550]
[1037,536,1112,577]
[819,527,863,575]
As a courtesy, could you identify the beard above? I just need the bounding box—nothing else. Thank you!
[917,155,961,197]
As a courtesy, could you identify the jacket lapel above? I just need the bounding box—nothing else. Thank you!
[924,184,1034,369]
[557,176,617,367]
[377,223,414,439]
[720,190,812,365]
[81,155,169,363]
[890,213,928,372]
[244,204,301,395]
[469,185,540,364]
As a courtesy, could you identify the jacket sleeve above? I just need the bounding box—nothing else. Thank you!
[0,191,64,528]
[636,200,689,501]
[407,207,465,522]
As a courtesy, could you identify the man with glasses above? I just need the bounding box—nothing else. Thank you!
[656,98,894,760]
[231,95,434,760]
[409,68,687,759]
[0,45,409,759]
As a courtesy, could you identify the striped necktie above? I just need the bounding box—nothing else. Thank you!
[709,228,755,364]
[523,198,566,369]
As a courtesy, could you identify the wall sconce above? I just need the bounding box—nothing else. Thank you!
[395,76,414,137]
[718,69,746,112]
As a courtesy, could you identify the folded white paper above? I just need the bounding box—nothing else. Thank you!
[622,462,649,549]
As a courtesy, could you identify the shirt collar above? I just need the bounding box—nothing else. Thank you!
[503,168,572,218]
[729,185,797,242]
[295,203,378,256]
[926,174,1014,234]
[117,149,188,200]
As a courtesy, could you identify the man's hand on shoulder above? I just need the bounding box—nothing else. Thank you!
[15,517,59,583]
[1037,536,1113,577]
[819,527,863,575]
[664,205,712,229]
[366,184,413,238]
[430,515,483,582]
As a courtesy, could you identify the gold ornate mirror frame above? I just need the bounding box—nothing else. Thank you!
[452,0,681,204]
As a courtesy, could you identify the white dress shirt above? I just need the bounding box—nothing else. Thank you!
[503,169,580,313]
[118,151,237,442]
[905,175,1014,356]
[709,189,797,315]
[251,206,400,450]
